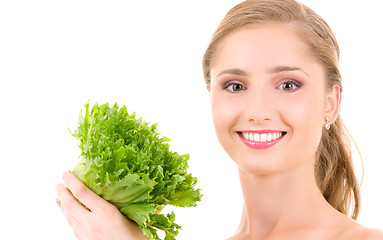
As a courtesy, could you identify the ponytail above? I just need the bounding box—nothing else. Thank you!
[316,116,361,219]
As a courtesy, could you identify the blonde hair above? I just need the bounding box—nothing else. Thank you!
[203,0,361,220]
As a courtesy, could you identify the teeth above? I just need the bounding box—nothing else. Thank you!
[241,132,284,142]
[261,133,267,142]
[254,133,260,141]
[249,133,254,141]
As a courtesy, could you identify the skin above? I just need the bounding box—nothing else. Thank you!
[56,172,148,240]
[208,23,383,240]
[55,23,383,240]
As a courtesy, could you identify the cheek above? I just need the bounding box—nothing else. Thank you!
[291,99,322,127]
[210,94,241,146]
[211,96,231,134]
[282,92,324,154]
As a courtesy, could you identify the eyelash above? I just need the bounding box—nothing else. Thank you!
[222,79,303,93]
[277,79,302,92]
[223,80,246,92]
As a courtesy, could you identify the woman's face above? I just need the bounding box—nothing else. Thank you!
[209,23,338,175]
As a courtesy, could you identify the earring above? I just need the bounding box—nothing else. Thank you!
[325,116,331,130]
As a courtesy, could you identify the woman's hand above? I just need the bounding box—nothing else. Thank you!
[56,171,148,240]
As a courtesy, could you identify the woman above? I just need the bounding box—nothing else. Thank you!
[56,0,383,239]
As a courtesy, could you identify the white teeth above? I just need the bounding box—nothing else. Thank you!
[254,133,260,141]
[260,133,266,142]
[241,132,284,142]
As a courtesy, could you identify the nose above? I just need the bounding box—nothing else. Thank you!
[244,86,274,123]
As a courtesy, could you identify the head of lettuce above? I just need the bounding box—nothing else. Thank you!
[70,102,202,240]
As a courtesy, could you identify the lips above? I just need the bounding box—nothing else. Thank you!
[237,130,286,149]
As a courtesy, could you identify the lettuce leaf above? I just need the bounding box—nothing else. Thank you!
[70,102,202,240]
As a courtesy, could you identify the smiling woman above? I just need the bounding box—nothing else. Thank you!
[203,0,383,239]
[49,0,383,240]
[1,0,382,239]
[202,0,383,239]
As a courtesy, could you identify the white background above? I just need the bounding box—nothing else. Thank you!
[0,0,382,239]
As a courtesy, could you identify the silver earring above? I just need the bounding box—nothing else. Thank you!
[325,116,331,130]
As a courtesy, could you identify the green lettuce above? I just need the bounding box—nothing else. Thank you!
[70,102,202,240]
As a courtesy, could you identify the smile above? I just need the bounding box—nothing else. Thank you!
[237,131,286,149]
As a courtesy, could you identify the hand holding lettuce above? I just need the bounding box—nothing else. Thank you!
[70,102,202,240]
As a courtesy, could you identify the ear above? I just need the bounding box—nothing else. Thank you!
[206,84,211,93]
[325,85,340,125]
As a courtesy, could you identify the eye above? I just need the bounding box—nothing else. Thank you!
[278,79,302,92]
[224,81,246,92]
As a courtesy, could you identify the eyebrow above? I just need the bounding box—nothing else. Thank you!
[216,68,248,78]
[216,65,310,78]
[267,65,310,77]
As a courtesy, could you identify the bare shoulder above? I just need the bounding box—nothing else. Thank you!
[338,225,383,240]
[356,227,383,240]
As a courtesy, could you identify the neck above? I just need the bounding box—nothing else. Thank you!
[235,160,333,239]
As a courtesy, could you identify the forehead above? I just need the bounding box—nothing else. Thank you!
[211,23,320,76]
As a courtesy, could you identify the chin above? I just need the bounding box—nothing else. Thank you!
[233,154,289,176]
